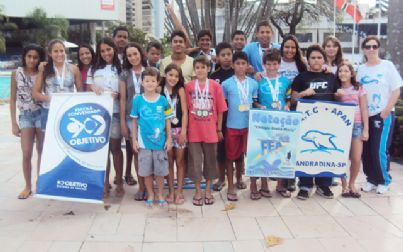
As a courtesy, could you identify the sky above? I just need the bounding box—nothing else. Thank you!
[358,0,376,7]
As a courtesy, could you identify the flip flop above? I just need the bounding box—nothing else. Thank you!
[165,194,174,204]
[227,192,238,201]
[175,194,185,205]
[158,199,168,208]
[125,175,138,186]
[235,181,247,190]
[204,195,215,205]
[17,190,32,200]
[349,190,361,198]
[276,188,291,198]
[145,199,154,208]
[341,189,351,198]
[134,191,146,201]
[259,189,272,198]
[212,181,226,191]
[250,191,261,200]
[192,196,203,206]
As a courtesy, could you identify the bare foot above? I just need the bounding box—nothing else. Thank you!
[18,188,32,199]
[165,193,174,204]
[115,185,125,197]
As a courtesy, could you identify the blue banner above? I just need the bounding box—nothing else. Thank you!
[246,109,302,178]
[36,93,113,203]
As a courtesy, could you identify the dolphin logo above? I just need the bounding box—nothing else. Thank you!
[249,159,282,174]
[360,76,379,85]
[300,130,344,154]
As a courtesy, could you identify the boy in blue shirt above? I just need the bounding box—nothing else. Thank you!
[243,20,280,74]
[130,67,173,208]
[254,48,292,198]
[222,51,258,201]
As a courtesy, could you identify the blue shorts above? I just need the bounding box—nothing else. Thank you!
[352,123,363,139]
[19,110,41,129]
[40,108,49,131]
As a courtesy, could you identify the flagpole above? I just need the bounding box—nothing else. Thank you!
[333,0,336,36]
[352,0,356,60]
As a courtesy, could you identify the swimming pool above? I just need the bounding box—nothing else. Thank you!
[0,75,11,99]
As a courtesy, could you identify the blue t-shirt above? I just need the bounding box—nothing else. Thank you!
[222,76,258,129]
[243,42,281,73]
[257,76,290,110]
[130,94,173,150]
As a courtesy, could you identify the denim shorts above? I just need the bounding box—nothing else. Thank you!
[352,123,363,139]
[110,113,121,139]
[40,108,49,131]
[19,110,41,129]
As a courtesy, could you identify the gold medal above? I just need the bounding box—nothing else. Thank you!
[238,104,249,112]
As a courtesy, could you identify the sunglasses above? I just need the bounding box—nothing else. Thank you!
[364,44,379,50]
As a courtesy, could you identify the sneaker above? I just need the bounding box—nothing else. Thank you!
[316,186,334,199]
[297,189,309,200]
[376,184,389,194]
[361,182,377,192]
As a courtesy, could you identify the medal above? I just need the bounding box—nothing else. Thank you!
[195,79,209,117]
[238,104,249,112]
[172,117,179,125]
[132,67,144,95]
[197,110,203,117]
[54,62,66,90]
[202,110,209,117]
[271,101,281,110]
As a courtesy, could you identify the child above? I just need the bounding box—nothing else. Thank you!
[160,64,188,205]
[253,48,292,198]
[10,44,45,199]
[231,30,247,52]
[222,51,258,201]
[185,55,227,206]
[119,42,148,199]
[130,67,173,208]
[243,20,280,74]
[33,39,83,131]
[209,42,235,192]
[336,62,369,198]
[146,41,163,69]
[291,44,340,200]
[87,37,124,197]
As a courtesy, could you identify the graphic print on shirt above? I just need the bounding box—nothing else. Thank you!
[309,78,329,90]
[140,104,165,144]
[189,90,213,119]
[359,74,384,114]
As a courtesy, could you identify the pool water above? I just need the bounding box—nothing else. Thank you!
[0,75,11,99]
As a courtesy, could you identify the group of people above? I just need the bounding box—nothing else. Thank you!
[9,20,402,208]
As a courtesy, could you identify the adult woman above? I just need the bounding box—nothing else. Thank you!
[322,36,343,74]
[356,35,402,194]
[10,44,45,199]
[279,34,307,82]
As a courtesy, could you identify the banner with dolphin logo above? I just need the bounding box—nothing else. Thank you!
[245,109,302,178]
[296,100,355,177]
[36,93,113,203]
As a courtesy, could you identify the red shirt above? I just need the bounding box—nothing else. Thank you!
[185,79,227,143]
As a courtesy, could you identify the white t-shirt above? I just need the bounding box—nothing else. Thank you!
[356,60,403,116]
[87,65,120,113]
[278,59,300,83]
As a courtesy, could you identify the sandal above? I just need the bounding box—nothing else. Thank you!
[145,199,154,208]
[349,190,361,198]
[158,199,168,208]
[204,195,215,205]
[341,189,351,198]
[134,191,146,201]
[276,188,291,198]
[192,196,203,206]
[17,190,32,200]
[250,191,262,200]
[124,175,137,186]
[165,194,174,204]
[212,181,226,191]
[227,192,238,201]
[235,181,247,190]
[175,194,185,205]
[259,189,272,198]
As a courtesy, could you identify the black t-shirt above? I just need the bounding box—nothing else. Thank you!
[209,67,234,85]
[291,71,339,101]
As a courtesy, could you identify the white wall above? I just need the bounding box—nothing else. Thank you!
[2,0,126,21]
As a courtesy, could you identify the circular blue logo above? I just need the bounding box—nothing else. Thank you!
[59,103,111,152]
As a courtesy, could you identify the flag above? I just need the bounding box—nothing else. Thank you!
[335,0,363,23]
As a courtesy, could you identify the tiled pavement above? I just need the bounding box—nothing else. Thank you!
[1,106,403,252]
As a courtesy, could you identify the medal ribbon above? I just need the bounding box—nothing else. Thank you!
[54,62,66,89]
[132,67,144,95]
[195,79,209,110]
[164,86,178,118]
[265,77,280,103]
[235,77,249,105]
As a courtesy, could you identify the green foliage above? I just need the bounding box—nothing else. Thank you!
[103,21,149,48]
[0,5,18,53]
[160,33,172,57]
[24,8,69,46]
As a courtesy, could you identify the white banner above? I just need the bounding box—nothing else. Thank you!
[36,93,113,203]
[296,100,355,177]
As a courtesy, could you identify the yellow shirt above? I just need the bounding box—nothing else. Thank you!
[159,55,195,83]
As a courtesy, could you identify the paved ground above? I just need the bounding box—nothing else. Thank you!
[1,104,403,252]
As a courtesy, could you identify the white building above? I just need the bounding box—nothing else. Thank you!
[126,0,164,38]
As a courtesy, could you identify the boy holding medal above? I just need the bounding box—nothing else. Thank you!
[185,55,227,206]
[254,49,292,198]
[222,51,258,201]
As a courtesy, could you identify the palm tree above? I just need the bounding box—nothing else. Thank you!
[0,6,18,53]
